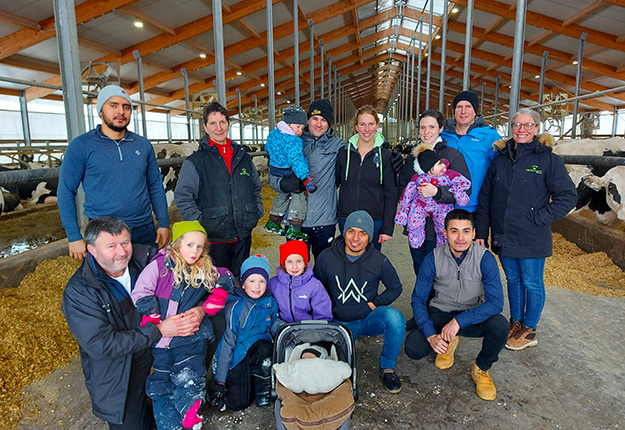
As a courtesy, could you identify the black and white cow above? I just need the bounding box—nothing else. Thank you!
[585,166,625,222]
[152,142,198,207]
[552,137,625,224]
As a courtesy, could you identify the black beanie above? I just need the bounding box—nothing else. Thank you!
[418,149,443,173]
[308,99,333,126]
[453,90,480,113]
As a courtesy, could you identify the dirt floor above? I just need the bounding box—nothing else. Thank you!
[2,193,624,429]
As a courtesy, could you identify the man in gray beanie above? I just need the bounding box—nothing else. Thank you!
[314,210,405,394]
[58,84,170,259]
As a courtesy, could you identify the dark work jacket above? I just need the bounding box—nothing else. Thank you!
[186,137,262,242]
[62,244,161,424]
[398,139,472,242]
[314,237,403,322]
[475,134,576,259]
[335,134,398,236]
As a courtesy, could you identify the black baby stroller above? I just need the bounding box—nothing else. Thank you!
[271,320,357,430]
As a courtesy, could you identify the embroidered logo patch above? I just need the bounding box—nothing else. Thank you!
[525,164,543,174]
[240,168,250,176]
[311,109,322,116]
[135,150,141,155]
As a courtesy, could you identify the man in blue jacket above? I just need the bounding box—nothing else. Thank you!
[314,210,405,394]
[441,91,502,213]
[405,209,508,401]
[62,217,203,429]
[58,85,170,260]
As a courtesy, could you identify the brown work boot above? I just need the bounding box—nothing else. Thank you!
[471,364,497,401]
[508,319,523,340]
[435,336,459,369]
[506,326,538,351]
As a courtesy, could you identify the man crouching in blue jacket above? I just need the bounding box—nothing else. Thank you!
[405,209,508,401]
[314,210,405,394]
[63,217,204,430]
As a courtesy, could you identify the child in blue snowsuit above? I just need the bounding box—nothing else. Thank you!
[207,255,283,412]
[265,105,318,241]
[131,221,231,430]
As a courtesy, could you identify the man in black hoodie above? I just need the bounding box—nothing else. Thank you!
[314,210,405,394]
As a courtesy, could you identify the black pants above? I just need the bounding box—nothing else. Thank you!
[225,340,273,411]
[206,312,226,370]
[108,350,154,430]
[209,235,252,277]
[301,225,335,261]
[405,307,508,371]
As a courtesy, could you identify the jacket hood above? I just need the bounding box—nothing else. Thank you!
[347,131,385,149]
[493,133,555,154]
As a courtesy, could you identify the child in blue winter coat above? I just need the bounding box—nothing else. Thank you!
[395,145,471,248]
[265,105,318,241]
[131,221,231,430]
[207,255,283,412]
[269,240,332,323]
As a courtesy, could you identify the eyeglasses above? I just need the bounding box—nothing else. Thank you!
[511,122,538,130]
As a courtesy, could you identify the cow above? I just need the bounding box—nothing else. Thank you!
[1,186,22,214]
[585,166,625,222]
[552,137,625,224]
[152,142,198,207]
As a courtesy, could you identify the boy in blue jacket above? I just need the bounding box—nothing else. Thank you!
[265,105,318,241]
[207,255,282,411]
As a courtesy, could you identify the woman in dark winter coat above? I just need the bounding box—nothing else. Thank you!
[336,105,398,251]
[398,109,471,277]
[475,108,576,352]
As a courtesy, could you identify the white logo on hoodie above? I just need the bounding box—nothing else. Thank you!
[335,276,368,303]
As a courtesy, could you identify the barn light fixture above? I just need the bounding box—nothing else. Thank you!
[451,8,459,13]
[236,70,242,76]
[260,83,266,87]
[134,21,144,28]
[572,60,578,65]
[534,75,540,79]
[277,91,282,95]
[199,53,207,59]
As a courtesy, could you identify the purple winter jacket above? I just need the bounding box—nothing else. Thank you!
[268,265,333,323]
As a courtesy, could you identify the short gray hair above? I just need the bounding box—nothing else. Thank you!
[84,217,130,247]
[512,108,540,125]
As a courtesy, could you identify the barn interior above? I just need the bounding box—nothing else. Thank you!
[0,0,624,429]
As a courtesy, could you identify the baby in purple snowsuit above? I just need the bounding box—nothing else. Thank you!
[395,145,471,248]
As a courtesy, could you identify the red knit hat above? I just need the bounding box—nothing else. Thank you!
[279,240,309,268]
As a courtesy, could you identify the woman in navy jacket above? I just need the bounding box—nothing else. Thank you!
[475,108,576,351]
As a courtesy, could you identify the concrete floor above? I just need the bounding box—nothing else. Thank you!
[17,225,625,430]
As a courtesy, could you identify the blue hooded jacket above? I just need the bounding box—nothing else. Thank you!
[441,115,502,212]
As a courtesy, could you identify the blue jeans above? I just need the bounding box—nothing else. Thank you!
[336,306,406,369]
[129,220,157,246]
[338,218,384,251]
[499,257,546,329]
[409,240,436,277]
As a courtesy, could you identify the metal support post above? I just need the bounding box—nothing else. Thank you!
[267,0,276,129]
[86,98,94,130]
[480,82,485,114]
[181,68,192,142]
[133,106,140,132]
[539,51,548,131]
[572,32,587,139]
[328,54,332,102]
[166,111,172,144]
[237,88,243,143]
[463,0,474,90]
[253,95,258,145]
[320,40,324,99]
[612,105,618,138]
[439,0,449,112]
[333,64,337,124]
[19,90,32,147]
[494,75,500,129]
[508,0,527,119]
[417,17,424,116]
[132,50,148,138]
[337,74,341,131]
[53,0,86,142]
[212,0,226,105]
[409,40,416,141]
[309,19,314,101]
[294,0,300,106]
[404,57,410,139]
[426,0,433,110]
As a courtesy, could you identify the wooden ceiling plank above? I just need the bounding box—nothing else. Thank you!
[121,5,176,35]
[561,1,606,27]
[0,0,139,60]
[0,8,40,30]
[78,36,122,57]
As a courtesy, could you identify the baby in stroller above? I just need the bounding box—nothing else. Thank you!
[272,322,357,430]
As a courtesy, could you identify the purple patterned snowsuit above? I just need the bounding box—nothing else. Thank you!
[395,169,471,248]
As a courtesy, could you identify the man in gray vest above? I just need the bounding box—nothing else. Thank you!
[404,209,508,400]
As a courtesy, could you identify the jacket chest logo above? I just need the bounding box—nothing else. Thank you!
[335,275,368,304]
[240,168,250,176]
[135,150,141,156]
[525,164,543,174]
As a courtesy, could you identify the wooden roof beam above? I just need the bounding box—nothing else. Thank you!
[0,8,40,30]
[78,36,122,57]
[561,1,606,27]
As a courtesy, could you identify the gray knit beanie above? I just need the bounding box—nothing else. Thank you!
[96,85,133,114]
